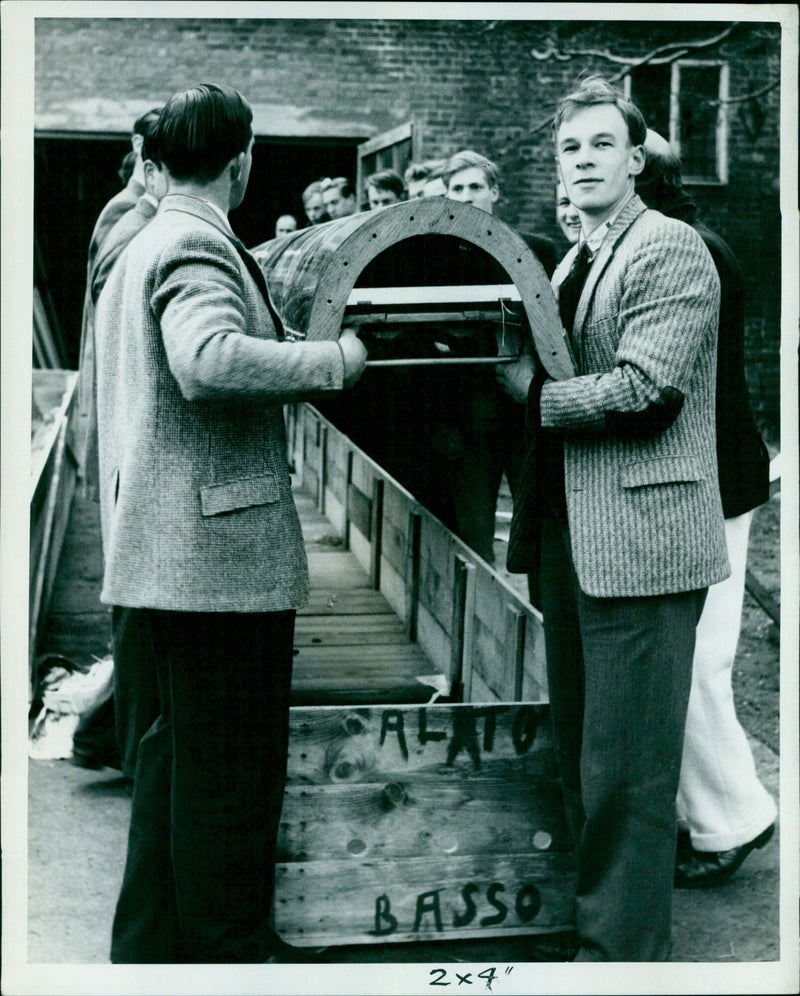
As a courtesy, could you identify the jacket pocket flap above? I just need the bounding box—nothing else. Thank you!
[621,456,704,488]
[200,474,281,516]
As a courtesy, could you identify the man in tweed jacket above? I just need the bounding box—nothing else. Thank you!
[500,79,729,961]
[95,84,366,963]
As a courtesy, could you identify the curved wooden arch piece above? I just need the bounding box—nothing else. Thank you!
[254,199,573,380]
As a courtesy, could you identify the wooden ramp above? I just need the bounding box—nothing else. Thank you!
[293,487,434,706]
[275,405,575,947]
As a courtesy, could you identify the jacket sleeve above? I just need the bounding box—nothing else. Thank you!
[539,220,720,436]
[151,231,345,404]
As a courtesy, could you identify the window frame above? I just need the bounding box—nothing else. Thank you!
[625,59,729,186]
[356,121,419,209]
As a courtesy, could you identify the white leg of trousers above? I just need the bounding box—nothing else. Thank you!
[676,510,777,852]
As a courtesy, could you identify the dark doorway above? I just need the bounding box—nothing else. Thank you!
[34,134,360,367]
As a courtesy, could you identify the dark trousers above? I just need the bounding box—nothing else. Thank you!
[112,606,160,779]
[539,518,706,961]
[110,608,295,963]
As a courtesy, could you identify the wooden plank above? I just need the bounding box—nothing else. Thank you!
[307,551,368,591]
[300,589,395,616]
[285,704,555,784]
[277,777,571,862]
[294,615,410,647]
[346,481,372,540]
[275,852,576,946]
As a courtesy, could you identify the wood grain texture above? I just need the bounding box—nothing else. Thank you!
[257,198,572,380]
[275,851,576,946]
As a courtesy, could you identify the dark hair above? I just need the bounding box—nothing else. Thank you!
[321,176,353,199]
[139,110,163,165]
[404,159,445,185]
[442,150,500,191]
[133,107,163,138]
[553,76,647,147]
[365,169,405,199]
[157,84,253,183]
[638,145,683,190]
[117,150,136,185]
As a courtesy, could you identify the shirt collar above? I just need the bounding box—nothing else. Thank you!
[201,198,233,233]
[580,190,635,258]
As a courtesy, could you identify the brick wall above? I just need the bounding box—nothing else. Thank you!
[34,16,784,438]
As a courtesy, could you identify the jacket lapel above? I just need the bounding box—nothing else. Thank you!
[572,195,649,343]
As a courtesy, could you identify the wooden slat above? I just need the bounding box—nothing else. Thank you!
[294,614,409,647]
[277,777,571,863]
[275,852,576,946]
[299,588,395,616]
[285,704,555,783]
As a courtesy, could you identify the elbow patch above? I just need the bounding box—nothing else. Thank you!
[604,386,685,438]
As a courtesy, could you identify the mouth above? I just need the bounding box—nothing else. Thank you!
[574,178,601,186]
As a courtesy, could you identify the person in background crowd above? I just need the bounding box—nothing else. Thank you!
[321,176,356,219]
[404,159,445,199]
[499,77,727,961]
[637,128,777,889]
[94,83,366,963]
[274,212,298,238]
[436,149,556,567]
[365,168,405,210]
[555,179,581,245]
[301,180,329,226]
[422,160,448,197]
[76,106,163,496]
[71,132,169,782]
[71,108,164,775]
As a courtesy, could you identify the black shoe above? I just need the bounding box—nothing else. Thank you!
[674,823,775,889]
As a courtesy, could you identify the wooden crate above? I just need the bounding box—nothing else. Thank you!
[276,405,573,947]
[275,703,575,947]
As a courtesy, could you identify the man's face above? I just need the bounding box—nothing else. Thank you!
[275,214,298,238]
[446,166,499,214]
[555,181,581,244]
[304,193,326,224]
[323,186,355,219]
[367,186,400,210]
[556,103,643,224]
[423,176,447,198]
[407,178,427,199]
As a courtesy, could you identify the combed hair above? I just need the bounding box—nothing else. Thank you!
[404,159,445,185]
[553,76,647,147]
[157,83,253,183]
[442,150,499,191]
[321,176,353,199]
[302,179,325,204]
[366,169,405,199]
[140,111,163,165]
[133,106,162,137]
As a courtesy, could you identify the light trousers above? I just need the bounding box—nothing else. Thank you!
[677,511,777,851]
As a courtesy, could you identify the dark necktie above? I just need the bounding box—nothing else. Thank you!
[558,242,593,343]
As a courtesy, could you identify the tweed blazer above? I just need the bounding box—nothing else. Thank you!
[540,194,730,598]
[94,194,345,612]
[81,194,160,501]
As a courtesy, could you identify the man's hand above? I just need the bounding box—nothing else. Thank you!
[338,327,368,388]
[496,351,539,404]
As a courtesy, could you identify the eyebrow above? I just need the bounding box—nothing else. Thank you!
[559,131,618,148]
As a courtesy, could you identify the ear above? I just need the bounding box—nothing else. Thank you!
[489,186,500,204]
[629,144,646,178]
[230,151,246,181]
